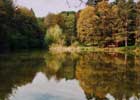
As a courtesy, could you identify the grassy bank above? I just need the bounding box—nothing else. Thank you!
[49,44,140,55]
[80,46,140,55]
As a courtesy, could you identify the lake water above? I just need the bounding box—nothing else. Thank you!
[0,51,140,100]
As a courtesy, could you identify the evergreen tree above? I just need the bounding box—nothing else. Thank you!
[115,0,129,47]
[0,0,45,51]
[86,0,108,6]
[136,0,140,45]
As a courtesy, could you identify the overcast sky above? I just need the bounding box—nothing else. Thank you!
[13,0,87,17]
[13,0,137,17]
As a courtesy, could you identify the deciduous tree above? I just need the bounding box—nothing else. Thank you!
[77,6,99,45]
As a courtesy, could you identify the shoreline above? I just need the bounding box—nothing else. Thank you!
[49,45,140,55]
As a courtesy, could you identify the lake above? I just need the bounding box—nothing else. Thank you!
[0,51,140,100]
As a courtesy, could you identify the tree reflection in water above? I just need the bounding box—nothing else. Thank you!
[0,51,45,100]
[76,52,140,100]
[0,51,140,100]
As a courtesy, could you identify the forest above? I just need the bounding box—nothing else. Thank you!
[0,0,45,52]
[1,0,140,52]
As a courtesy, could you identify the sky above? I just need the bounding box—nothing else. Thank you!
[13,0,137,17]
[13,0,88,17]
[9,72,86,100]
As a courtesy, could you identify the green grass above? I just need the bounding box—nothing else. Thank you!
[78,45,140,54]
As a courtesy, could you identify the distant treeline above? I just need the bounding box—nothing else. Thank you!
[44,0,140,48]
[1,0,140,52]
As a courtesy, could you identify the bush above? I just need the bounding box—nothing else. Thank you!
[44,25,65,48]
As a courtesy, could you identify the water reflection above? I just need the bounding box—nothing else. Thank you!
[0,51,140,100]
[76,53,140,100]
[9,72,85,100]
[0,51,45,100]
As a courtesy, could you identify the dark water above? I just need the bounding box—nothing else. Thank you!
[0,51,140,100]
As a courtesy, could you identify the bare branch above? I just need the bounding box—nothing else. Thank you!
[66,0,71,8]
[66,0,86,8]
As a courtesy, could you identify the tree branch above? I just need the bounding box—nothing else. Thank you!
[66,0,71,8]
[66,0,86,8]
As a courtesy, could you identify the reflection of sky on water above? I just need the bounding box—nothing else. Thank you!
[9,72,86,100]
[2,52,140,100]
[9,72,140,100]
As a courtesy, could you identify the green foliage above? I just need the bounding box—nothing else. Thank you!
[44,11,76,46]
[59,11,76,35]
[86,0,107,6]
[37,17,46,33]
[44,25,65,48]
[0,0,45,51]
[59,11,76,45]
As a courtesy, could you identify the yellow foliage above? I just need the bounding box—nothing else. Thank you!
[0,0,4,8]
[97,1,110,14]
[44,13,60,28]
[77,6,99,44]
[0,0,7,16]
[17,6,35,17]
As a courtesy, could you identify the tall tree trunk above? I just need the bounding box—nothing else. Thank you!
[124,53,128,65]
[125,36,128,47]
[125,21,128,47]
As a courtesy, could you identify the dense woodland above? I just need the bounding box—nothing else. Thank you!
[0,0,44,52]
[77,0,139,47]
[1,0,140,52]
[44,0,140,48]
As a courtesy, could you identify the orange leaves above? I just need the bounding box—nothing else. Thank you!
[77,6,99,44]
